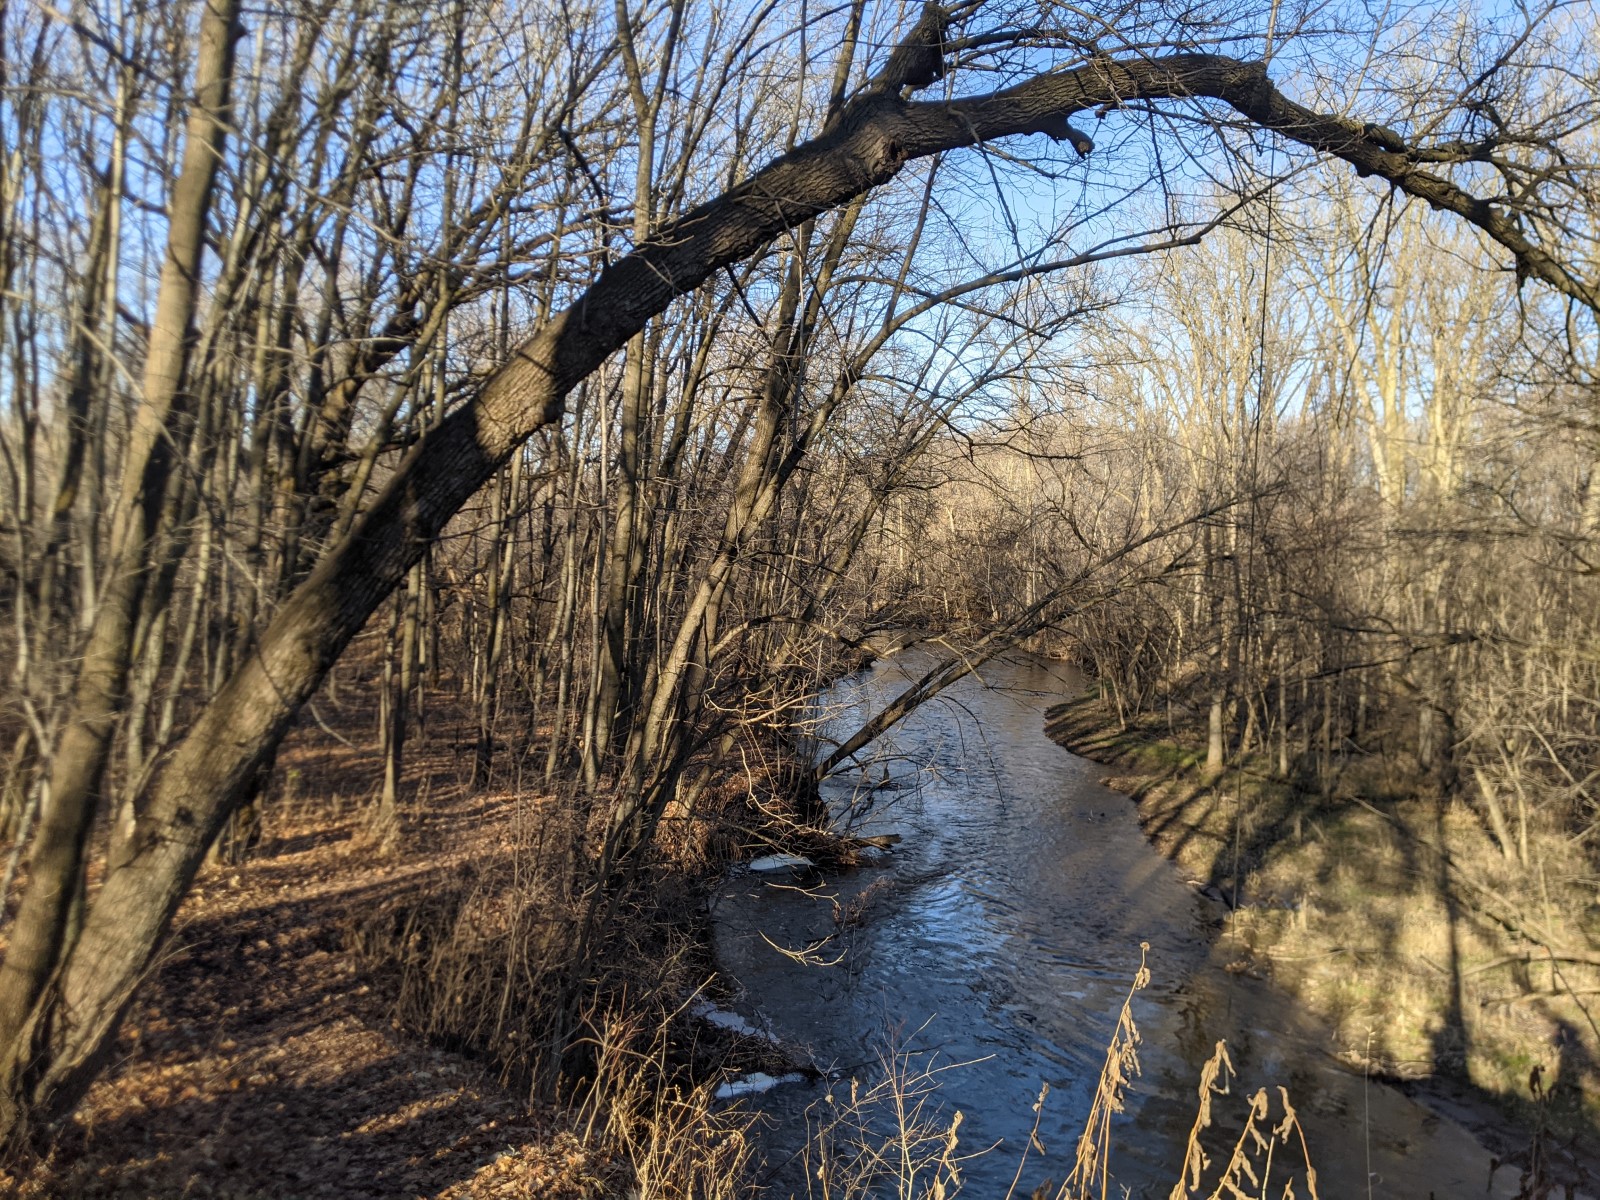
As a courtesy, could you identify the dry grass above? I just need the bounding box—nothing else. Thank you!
[1054,950,1318,1200]
[571,1005,758,1200]
[1165,1041,1320,1200]
[0,687,787,1199]
[800,1042,972,1199]
[342,792,592,1092]
[1046,692,1600,1174]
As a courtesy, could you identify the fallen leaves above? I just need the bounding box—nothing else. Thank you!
[8,736,610,1200]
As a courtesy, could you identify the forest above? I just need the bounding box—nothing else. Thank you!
[1,0,1599,1194]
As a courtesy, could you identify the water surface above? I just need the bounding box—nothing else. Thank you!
[713,649,1516,1198]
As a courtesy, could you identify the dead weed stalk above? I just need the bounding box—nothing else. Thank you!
[1167,1041,1320,1200]
[1052,942,1152,1200]
[802,1036,974,1200]
[572,1002,757,1200]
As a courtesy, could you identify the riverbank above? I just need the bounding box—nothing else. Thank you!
[0,702,831,1198]
[1045,690,1600,1181]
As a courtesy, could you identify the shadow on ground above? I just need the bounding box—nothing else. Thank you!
[1044,693,1600,1197]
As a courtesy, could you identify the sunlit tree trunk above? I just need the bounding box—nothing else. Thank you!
[0,0,242,1130]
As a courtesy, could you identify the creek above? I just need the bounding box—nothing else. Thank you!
[712,648,1518,1198]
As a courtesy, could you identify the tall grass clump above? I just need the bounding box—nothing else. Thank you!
[342,783,766,1196]
[573,1004,758,1200]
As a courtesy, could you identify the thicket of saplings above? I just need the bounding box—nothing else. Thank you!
[1,0,1598,1191]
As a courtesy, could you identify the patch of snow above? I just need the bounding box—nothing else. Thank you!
[687,999,781,1043]
[747,853,815,872]
[714,1072,808,1100]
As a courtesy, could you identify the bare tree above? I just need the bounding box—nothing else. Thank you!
[3,0,1599,1148]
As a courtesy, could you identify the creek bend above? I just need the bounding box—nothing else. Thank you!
[712,648,1515,1198]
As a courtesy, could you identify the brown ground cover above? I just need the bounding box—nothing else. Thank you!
[1046,690,1600,1185]
[2,721,634,1200]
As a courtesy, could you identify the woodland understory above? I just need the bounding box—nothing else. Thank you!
[0,677,828,1199]
[4,0,1600,1195]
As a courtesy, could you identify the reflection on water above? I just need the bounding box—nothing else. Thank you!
[712,650,1517,1198]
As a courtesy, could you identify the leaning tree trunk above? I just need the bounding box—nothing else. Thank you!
[3,22,1591,1142]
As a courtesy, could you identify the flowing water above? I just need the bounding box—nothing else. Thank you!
[712,648,1520,1198]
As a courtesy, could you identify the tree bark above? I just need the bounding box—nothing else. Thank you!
[0,0,242,1131]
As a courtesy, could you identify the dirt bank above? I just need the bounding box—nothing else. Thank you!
[1046,691,1600,1186]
